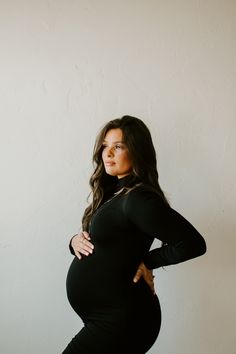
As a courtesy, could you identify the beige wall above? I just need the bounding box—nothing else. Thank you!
[0,1,235,353]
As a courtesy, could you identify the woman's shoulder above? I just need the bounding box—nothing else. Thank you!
[123,183,167,206]
[120,184,170,221]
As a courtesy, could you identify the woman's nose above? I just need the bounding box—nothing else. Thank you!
[106,146,114,157]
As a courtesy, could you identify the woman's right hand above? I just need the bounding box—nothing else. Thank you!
[71,231,94,260]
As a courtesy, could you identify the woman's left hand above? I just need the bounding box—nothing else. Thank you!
[133,262,156,295]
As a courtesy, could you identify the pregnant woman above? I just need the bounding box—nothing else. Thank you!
[62,115,206,354]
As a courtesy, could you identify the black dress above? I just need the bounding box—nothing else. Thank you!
[63,177,206,354]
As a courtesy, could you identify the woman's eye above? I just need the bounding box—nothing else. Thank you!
[102,144,124,150]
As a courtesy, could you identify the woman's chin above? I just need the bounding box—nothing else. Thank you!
[104,168,117,176]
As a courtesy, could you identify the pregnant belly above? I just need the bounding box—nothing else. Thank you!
[66,255,126,318]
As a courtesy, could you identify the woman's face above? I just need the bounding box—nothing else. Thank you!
[102,128,133,179]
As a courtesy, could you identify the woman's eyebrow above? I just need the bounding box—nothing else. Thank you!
[102,140,124,144]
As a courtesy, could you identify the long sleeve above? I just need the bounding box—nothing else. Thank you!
[69,234,77,255]
[124,188,206,269]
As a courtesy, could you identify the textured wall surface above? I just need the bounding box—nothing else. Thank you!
[0,1,235,353]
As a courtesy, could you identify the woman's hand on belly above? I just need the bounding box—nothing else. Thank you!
[133,262,156,295]
[71,231,94,260]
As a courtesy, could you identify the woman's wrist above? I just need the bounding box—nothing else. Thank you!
[69,234,78,255]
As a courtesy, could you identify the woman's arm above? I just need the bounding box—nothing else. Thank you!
[124,188,207,270]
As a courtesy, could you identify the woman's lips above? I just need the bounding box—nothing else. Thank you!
[105,161,116,166]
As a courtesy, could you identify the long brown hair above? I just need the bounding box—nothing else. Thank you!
[82,115,169,231]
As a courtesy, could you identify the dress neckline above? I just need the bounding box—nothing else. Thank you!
[116,174,133,189]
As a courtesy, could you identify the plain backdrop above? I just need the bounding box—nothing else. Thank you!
[0,1,235,353]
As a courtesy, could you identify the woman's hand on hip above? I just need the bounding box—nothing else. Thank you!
[133,262,156,295]
[71,231,94,260]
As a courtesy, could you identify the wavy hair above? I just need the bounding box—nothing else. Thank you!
[82,115,169,231]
